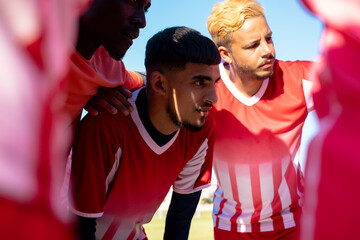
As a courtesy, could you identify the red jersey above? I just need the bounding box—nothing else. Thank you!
[63,46,143,121]
[70,89,214,240]
[0,0,89,239]
[300,1,360,239]
[212,60,313,233]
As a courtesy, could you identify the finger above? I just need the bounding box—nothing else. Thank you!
[106,93,134,114]
[116,86,133,98]
[84,104,99,116]
[111,100,131,116]
[96,98,119,115]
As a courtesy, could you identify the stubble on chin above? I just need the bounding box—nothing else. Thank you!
[255,69,274,81]
[166,105,205,132]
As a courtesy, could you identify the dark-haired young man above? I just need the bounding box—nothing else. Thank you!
[70,26,221,240]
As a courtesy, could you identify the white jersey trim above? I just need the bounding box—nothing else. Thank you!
[70,206,104,218]
[106,147,122,193]
[130,88,180,155]
[174,183,211,194]
[219,63,269,106]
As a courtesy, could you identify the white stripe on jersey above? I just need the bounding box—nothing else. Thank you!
[234,163,254,225]
[96,214,115,239]
[96,212,153,239]
[280,156,294,210]
[106,147,122,194]
[173,138,210,194]
[213,158,233,200]
[213,156,299,232]
[213,187,232,232]
[258,162,275,232]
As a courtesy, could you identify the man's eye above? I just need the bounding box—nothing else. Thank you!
[247,43,258,49]
[194,80,204,86]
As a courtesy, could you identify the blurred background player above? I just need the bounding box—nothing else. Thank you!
[0,0,88,239]
[0,0,151,239]
[299,0,360,239]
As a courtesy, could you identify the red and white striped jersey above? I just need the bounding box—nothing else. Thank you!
[70,89,215,240]
[212,60,313,233]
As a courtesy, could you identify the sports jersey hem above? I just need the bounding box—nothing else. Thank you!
[70,207,104,218]
[214,218,297,233]
[173,183,211,194]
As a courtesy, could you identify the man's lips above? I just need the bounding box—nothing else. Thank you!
[196,106,212,116]
[125,31,139,40]
[259,59,274,68]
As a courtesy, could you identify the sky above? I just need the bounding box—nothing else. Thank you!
[122,0,324,168]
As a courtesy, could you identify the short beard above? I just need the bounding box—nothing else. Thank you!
[232,54,274,81]
[166,104,205,132]
[108,51,124,61]
[103,44,126,61]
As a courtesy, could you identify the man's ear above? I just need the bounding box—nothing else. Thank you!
[149,71,167,95]
[219,46,233,64]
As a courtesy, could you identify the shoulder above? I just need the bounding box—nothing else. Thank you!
[125,71,145,90]
[276,60,313,78]
[77,109,131,142]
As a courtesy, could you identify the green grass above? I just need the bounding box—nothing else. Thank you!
[144,211,214,240]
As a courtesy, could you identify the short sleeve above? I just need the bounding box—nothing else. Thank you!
[124,70,144,91]
[173,114,215,194]
[69,111,123,218]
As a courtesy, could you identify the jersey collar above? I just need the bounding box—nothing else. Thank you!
[130,88,180,155]
[219,63,269,106]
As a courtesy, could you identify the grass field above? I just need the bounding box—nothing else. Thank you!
[144,211,214,240]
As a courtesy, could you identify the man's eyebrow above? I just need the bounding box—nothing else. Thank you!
[192,75,221,83]
[266,31,273,37]
[243,38,260,48]
[192,75,212,81]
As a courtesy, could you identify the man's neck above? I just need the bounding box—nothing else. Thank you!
[136,89,177,146]
[225,64,264,98]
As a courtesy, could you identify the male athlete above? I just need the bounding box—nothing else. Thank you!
[63,0,151,124]
[70,26,221,239]
[207,0,313,239]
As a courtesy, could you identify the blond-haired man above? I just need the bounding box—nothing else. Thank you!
[207,0,313,239]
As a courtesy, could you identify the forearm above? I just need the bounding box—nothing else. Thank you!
[76,216,96,240]
[164,190,201,240]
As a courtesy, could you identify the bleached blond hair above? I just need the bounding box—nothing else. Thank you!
[207,0,265,48]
